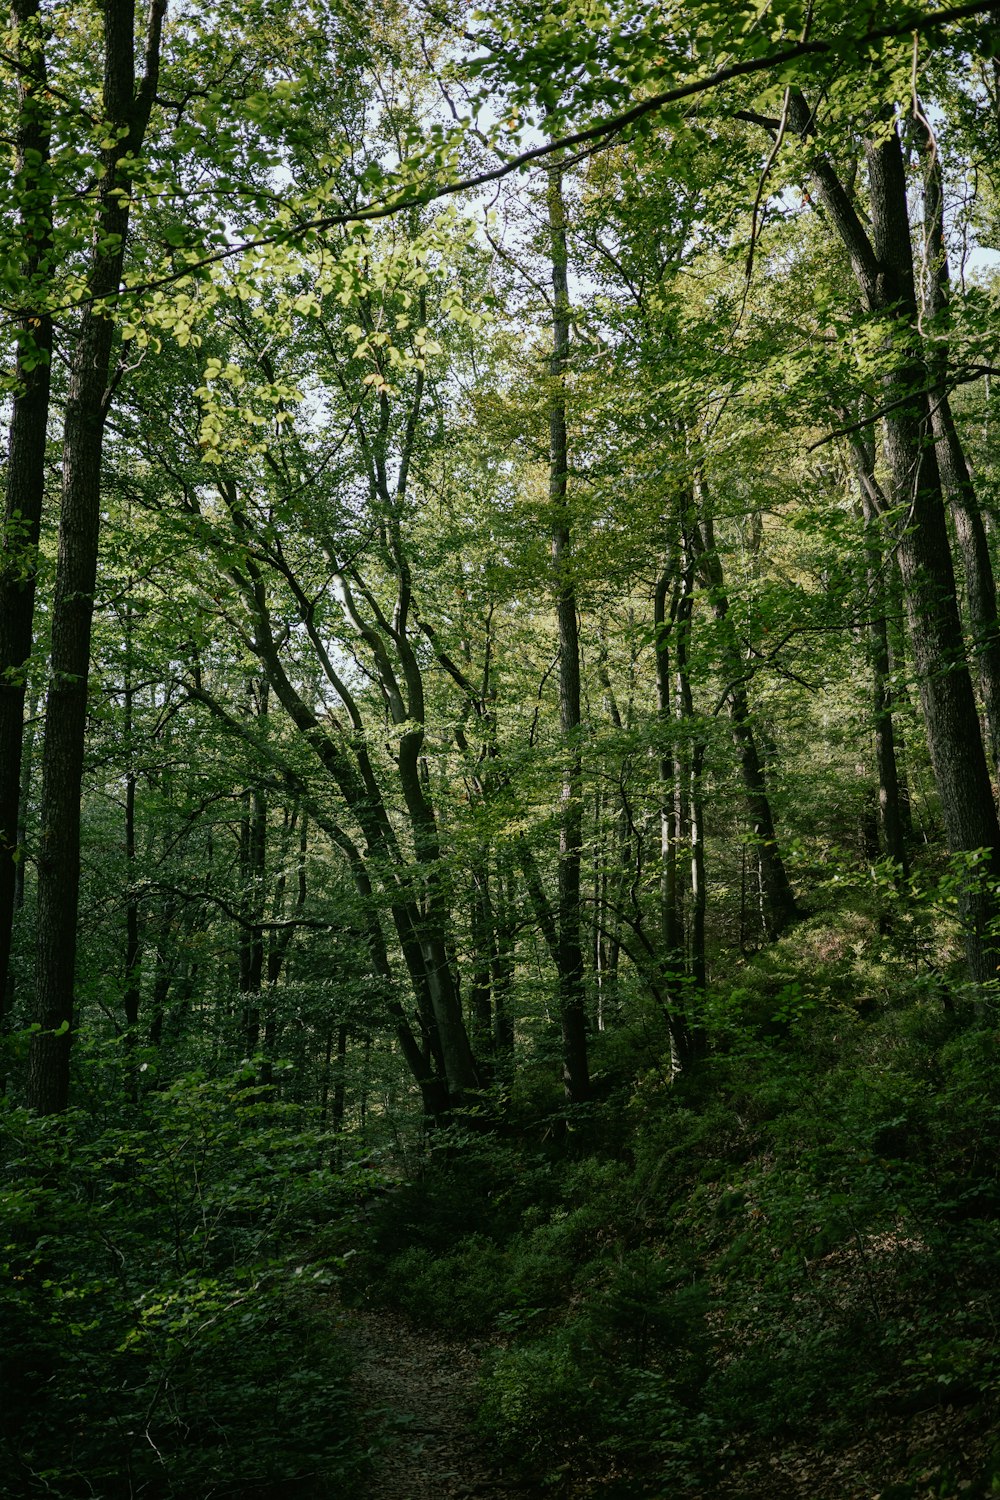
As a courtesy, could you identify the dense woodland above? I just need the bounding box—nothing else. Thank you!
[3,0,1000,1494]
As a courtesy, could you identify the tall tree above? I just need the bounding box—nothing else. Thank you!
[784,91,1000,990]
[915,111,1000,777]
[28,0,166,1113]
[690,478,799,941]
[0,0,54,1016]
[546,162,590,1105]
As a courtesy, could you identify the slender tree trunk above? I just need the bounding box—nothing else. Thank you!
[547,163,590,1105]
[13,684,39,918]
[691,496,798,940]
[652,547,699,1071]
[359,1032,371,1139]
[491,859,516,1058]
[870,614,908,874]
[885,567,917,847]
[331,1023,348,1163]
[595,641,630,1024]
[0,0,53,1018]
[121,727,142,1096]
[28,0,166,1113]
[237,683,267,1059]
[856,477,909,875]
[238,782,266,1056]
[397,728,480,1101]
[262,806,308,1078]
[0,683,39,1048]
[468,862,495,1076]
[674,543,707,990]
[340,840,450,1122]
[933,402,1000,777]
[654,566,684,970]
[319,1026,333,1125]
[592,787,607,1029]
[122,604,142,1034]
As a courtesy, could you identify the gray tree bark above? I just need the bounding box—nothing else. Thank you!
[916,117,1000,777]
[788,93,1000,989]
[547,163,590,1105]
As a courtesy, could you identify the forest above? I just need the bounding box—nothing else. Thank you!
[2,0,1000,1494]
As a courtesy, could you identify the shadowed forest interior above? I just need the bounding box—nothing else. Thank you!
[3,0,1000,1494]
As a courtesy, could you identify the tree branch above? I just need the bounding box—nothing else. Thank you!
[8,1,990,321]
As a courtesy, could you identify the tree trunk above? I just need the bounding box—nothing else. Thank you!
[654,566,684,969]
[854,468,910,875]
[866,121,1000,985]
[885,565,917,847]
[468,862,495,1076]
[331,1023,348,1161]
[547,162,590,1105]
[122,604,142,1033]
[14,684,39,918]
[262,805,308,1077]
[916,115,1000,778]
[674,545,707,990]
[28,0,166,1113]
[237,683,267,1059]
[651,543,702,1072]
[238,782,266,1056]
[595,640,631,1027]
[0,0,53,1018]
[691,494,798,940]
[491,859,516,1058]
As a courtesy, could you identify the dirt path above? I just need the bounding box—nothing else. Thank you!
[341,1306,530,1500]
[338,1303,995,1500]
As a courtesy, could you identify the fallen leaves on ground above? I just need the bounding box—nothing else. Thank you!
[341,1304,532,1500]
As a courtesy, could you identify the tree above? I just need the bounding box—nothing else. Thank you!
[27,0,166,1113]
[8,0,1000,1125]
[0,0,54,1020]
[778,87,1000,989]
[546,161,590,1104]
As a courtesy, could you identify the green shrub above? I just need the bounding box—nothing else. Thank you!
[0,1075,365,1499]
[479,1326,602,1471]
[479,1322,720,1494]
[383,1233,510,1332]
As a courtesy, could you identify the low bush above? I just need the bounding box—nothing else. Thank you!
[0,1072,365,1499]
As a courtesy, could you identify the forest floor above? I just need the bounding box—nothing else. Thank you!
[709,1406,994,1500]
[341,1296,992,1500]
[341,1305,531,1500]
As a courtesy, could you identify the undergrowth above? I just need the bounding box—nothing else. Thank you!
[7,871,1000,1498]
[0,1069,369,1499]
[352,902,1000,1497]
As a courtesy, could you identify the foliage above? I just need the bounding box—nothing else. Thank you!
[346,895,1000,1495]
[4,0,1000,1494]
[0,1066,368,1499]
